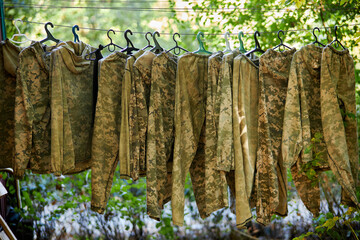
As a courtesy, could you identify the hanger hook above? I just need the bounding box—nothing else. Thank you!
[72,25,80,42]
[196,31,206,50]
[124,29,135,48]
[145,32,152,46]
[277,30,285,44]
[312,27,320,42]
[44,22,55,37]
[13,18,23,34]
[107,29,115,45]
[173,32,180,47]
[224,31,231,51]
[254,31,261,48]
[152,31,161,48]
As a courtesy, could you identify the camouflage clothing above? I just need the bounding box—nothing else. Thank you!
[172,53,210,226]
[50,41,95,175]
[255,48,296,225]
[14,41,63,178]
[282,44,328,216]
[91,51,128,214]
[146,52,177,220]
[232,54,259,228]
[320,45,359,208]
[0,40,23,168]
[129,51,156,180]
[204,51,228,216]
[119,50,144,179]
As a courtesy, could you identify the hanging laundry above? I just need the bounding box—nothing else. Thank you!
[50,41,95,175]
[232,53,259,228]
[14,41,64,178]
[119,49,145,179]
[320,45,359,208]
[91,51,128,214]
[255,48,296,225]
[0,40,23,168]
[172,52,210,226]
[204,51,228,216]
[129,50,156,180]
[282,44,329,216]
[146,51,177,220]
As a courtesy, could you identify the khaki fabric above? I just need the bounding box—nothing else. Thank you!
[320,45,359,208]
[91,51,128,214]
[232,54,259,228]
[204,51,229,216]
[0,40,23,168]
[14,41,64,178]
[146,52,177,220]
[282,44,328,216]
[172,53,209,226]
[119,50,144,179]
[50,41,95,175]
[129,51,156,180]
[255,48,296,225]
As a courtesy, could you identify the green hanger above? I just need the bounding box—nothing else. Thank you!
[238,31,246,53]
[193,32,212,55]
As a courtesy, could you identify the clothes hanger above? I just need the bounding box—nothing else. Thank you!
[40,22,60,44]
[193,32,212,55]
[312,27,325,47]
[150,31,164,54]
[223,31,232,54]
[329,25,346,50]
[72,25,80,43]
[121,29,139,55]
[84,29,122,60]
[166,33,189,55]
[9,19,33,44]
[272,30,292,52]
[245,31,264,56]
[238,31,246,53]
[104,29,123,52]
[142,32,153,50]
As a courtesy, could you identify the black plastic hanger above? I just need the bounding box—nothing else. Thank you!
[121,29,139,55]
[142,32,153,50]
[72,25,80,43]
[150,31,164,54]
[329,25,346,50]
[166,33,189,55]
[312,27,325,47]
[272,30,292,52]
[40,22,60,44]
[104,29,123,52]
[245,31,264,56]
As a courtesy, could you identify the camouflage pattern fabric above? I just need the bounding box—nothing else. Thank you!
[255,48,296,225]
[0,40,23,168]
[232,54,259,228]
[119,50,144,179]
[172,52,210,226]
[320,45,359,208]
[14,41,64,178]
[282,44,329,216]
[129,51,156,180]
[146,52,177,220]
[204,51,229,216]
[91,51,128,214]
[50,41,95,175]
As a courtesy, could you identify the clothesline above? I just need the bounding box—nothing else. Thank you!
[4,17,360,36]
[4,3,359,13]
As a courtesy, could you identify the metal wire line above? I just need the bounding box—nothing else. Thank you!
[4,3,358,13]
[4,17,360,36]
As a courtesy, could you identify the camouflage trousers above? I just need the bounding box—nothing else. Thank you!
[255,48,296,225]
[232,54,259,228]
[320,45,359,208]
[146,52,177,220]
[91,51,128,214]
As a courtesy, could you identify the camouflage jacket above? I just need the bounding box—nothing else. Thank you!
[91,51,128,214]
[0,40,23,168]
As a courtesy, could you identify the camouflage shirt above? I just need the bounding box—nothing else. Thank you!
[129,51,156,180]
[91,51,128,214]
[0,40,23,168]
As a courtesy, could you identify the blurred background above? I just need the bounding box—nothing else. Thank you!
[2,0,360,239]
